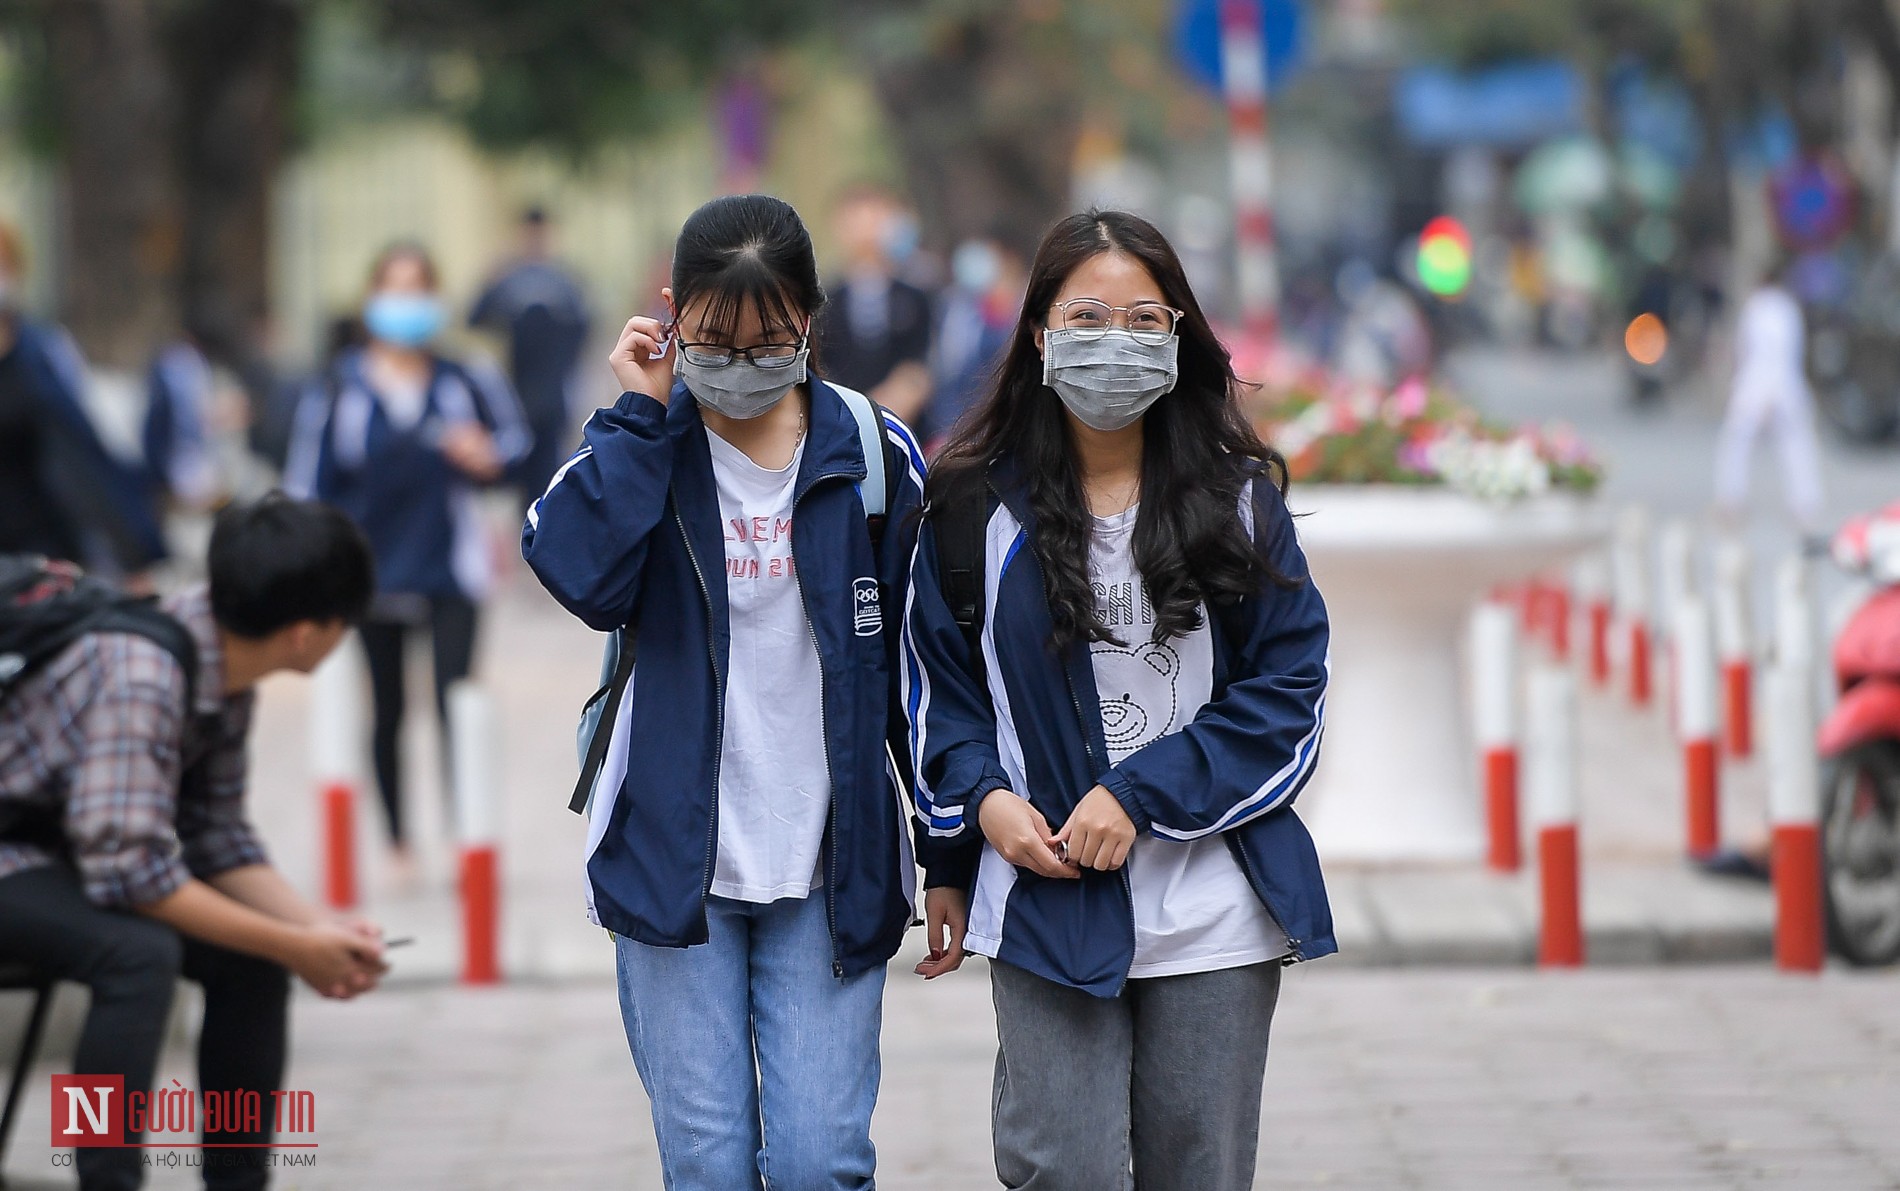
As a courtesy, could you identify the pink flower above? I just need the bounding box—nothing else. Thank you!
[1391,376,1429,419]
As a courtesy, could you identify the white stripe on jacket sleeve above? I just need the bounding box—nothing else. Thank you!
[1148,654,1329,842]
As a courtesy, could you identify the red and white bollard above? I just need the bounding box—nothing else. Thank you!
[1674,597,1720,859]
[1713,539,1754,759]
[1657,520,1696,731]
[1612,508,1653,707]
[309,637,363,910]
[1773,555,1814,664]
[1765,663,1825,973]
[1574,554,1613,688]
[1471,601,1520,872]
[1543,578,1572,663]
[1218,0,1281,338]
[448,681,502,985]
[1527,665,1582,967]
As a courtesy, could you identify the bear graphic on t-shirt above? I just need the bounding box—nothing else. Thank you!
[1093,640,1181,754]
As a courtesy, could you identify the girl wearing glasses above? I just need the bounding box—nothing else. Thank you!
[523,194,951,1190]
[901,210,1332,1191]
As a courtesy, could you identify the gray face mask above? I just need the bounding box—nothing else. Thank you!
[676,346,810,420]
[1042,329,1179,431]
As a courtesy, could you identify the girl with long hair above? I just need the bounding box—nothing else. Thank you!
[902,210,1332,1191]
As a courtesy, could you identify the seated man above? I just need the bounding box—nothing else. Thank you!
[0,493,387,1191]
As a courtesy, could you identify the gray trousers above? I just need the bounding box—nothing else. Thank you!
[989,958,1283,1191]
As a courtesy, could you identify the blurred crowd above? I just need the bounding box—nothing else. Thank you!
[0,185,1044,872]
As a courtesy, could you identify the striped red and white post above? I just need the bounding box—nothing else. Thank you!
[1713,539,1754,759]
[1543,577,1572,663]
[1774,554,1817,722]
[1657,519,1695,731]
[1219,0,1280,339]
[1612,508,1653,707]
[448,681,501,985]
[1674,597,1720,859]
[309,637,362,910]
[1765,663,1825,972]
[1527,665,1582,966]
[1471,601,1520,872]
[1574,554,1613,687]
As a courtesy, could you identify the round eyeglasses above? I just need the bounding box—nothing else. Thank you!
[1048,299,1182,345]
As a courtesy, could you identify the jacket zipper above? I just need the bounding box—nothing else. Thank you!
[1230,839,1302,963]
[796,468,860,980]
[674,498,725,911]
[1066,664,1139,981]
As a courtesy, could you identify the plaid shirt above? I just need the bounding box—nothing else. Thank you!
[0,584,267,906]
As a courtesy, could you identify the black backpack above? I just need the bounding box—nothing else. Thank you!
[931,493,990,692]
[0,556,199,709]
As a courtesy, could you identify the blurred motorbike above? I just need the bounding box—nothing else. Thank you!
[1819,506,1900,963]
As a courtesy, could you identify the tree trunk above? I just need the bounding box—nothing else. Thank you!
[40,0,182,369]
[868,14,1082,255]
[163,0,300,369]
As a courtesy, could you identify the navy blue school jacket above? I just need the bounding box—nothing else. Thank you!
[522,377,935,978]
[900,456,1334,996]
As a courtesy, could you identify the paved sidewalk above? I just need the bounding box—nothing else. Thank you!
[6,959,1900,1189]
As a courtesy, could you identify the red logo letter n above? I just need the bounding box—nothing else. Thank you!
[50,1075,124,1147]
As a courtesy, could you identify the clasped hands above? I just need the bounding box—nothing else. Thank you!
[978,785,1135,878]
[913,785,1136,981]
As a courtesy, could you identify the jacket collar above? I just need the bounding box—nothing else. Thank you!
[663,376,869,502]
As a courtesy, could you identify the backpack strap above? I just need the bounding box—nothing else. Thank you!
[930,492,989,694]
[835,385,887,520]
[570,627,635,815]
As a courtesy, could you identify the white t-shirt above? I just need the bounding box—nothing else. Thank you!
[1735,285,1807,388]
[1088,504,1290,977]
[704,428,830,903]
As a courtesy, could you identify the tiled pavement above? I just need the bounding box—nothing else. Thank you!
[7,958,1900,1189]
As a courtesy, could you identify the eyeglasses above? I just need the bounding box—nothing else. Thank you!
[1048,299,1182,346]
[673,331,807,369]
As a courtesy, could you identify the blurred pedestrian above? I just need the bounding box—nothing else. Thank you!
[812,184,933,423]
[285,243,529,876]
[524,194,952,1191]
[1333,258,1432,387]
[0,494,387,1190]
[0,219,167,577]
[922,234,1026,453]
[468,206,592,512]
[903,210,1331,1191]
[141,333,224,512]
[1714,263,1825,533]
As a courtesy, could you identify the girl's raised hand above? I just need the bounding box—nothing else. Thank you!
[608,314,675,403]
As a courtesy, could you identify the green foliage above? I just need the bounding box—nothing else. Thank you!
[370,0,833,155]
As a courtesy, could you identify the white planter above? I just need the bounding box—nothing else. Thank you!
[1288,485,1609,863]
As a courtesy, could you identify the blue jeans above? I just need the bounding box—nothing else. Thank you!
[614,893,885,1190]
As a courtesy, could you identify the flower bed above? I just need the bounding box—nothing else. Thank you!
[1251,376,1603,501]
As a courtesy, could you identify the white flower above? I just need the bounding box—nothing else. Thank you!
[1424,430,1552,501]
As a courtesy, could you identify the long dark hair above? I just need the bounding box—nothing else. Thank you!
[931,209,1291,649]
[670,194,824,342]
